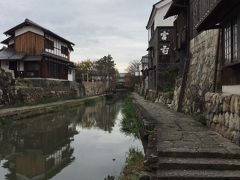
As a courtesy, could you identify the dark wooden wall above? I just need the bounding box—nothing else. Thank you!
[41,58,68,80]
[189,0,220,39]
[15,32,44,55]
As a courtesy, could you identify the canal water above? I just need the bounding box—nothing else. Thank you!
[0,97,143,180]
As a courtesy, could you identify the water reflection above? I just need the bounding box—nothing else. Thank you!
[0,99,141,180]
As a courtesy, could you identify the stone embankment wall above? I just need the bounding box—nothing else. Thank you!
[15,79,85,103]
[0,68,16,105]
[155,92,173,107]
[181,30,220,113]
[143,89,173,108]
[83,81,107,96]
[170,78,182,111]
[205,92,240,144]
[0,68,107,105]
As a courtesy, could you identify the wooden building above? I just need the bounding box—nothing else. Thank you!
[166,0,240,96]
[196,0,240,95]
[0,19,75,81]
[146,0,178,92]
[164,0,226,112]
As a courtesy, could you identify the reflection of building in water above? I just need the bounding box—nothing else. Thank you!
[0,100,121,179]
[80,101,121,133]
[0,110,79,180]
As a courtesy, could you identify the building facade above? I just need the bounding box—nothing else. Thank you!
[197,0,240,95]
[0,19,75,81]
[146,0,177,93]
[165,0,222,112]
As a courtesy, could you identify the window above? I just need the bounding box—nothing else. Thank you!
[45,38,54,50]
[233,18,238,61]
[61,46,69,56]
[224,17,239,65]
[224,23,232,64]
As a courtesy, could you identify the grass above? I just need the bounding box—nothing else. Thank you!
[119,148,145,180]
[121,96,143,138]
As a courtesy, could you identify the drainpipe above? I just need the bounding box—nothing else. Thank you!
[156,28,159,95]
[213,29,221,92]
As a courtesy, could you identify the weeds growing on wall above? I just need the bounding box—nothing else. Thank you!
[119,148,144,180]
[121,96,142,138]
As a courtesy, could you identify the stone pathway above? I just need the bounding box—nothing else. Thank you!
[133,93,240,179]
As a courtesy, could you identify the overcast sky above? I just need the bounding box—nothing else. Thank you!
[0,0,158,72]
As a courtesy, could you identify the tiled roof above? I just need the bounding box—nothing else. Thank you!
[0,47,25,60]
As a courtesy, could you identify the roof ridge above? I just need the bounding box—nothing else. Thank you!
[4,18,75,46]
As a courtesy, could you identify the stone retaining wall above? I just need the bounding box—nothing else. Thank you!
[0,68,107,105]
[145,89,157,102]
[205,92,240,144]
[0,68,15,105]
[181,30,220,113]
[83,81,107,96]
[170,78,182,111]
[15,79,85,103]
[155,91,173,107]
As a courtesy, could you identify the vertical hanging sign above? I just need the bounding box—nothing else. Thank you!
[159,28,172,57]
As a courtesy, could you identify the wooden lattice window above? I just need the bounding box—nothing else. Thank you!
[224,17,239,65]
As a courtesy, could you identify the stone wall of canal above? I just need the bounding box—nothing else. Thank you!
[181,30,220,114]
[205,92,240,145]
[0,68,107,106]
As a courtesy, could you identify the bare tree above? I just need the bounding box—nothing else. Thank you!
[127,60,141,76]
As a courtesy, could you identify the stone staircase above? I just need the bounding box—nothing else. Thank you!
[133,93,240,180]
[154,151,240,179]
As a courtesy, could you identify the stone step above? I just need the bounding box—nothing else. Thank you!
[158,151,240,159]
[158,157,240,170]
[155,170,240,180]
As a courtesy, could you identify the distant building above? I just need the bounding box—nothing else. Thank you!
[117,73,127,88]
[0,19,75,81]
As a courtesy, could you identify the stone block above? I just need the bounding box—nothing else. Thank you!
[213,114,218,123]
[234,114,240,131]
[229,113,235,131]
[234,96,240,114]
[225,112,230,127]
[222,93,232,112]
[219,114,224,125]
[230,95,236,113]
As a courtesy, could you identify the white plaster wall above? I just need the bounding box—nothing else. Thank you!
[222,85,240,96]
[9,39,14,45]
[68,69,75,81]
[147,0,175,41]
[15,26,44,37]
[45,35,69,59]
[154,1,175,28]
